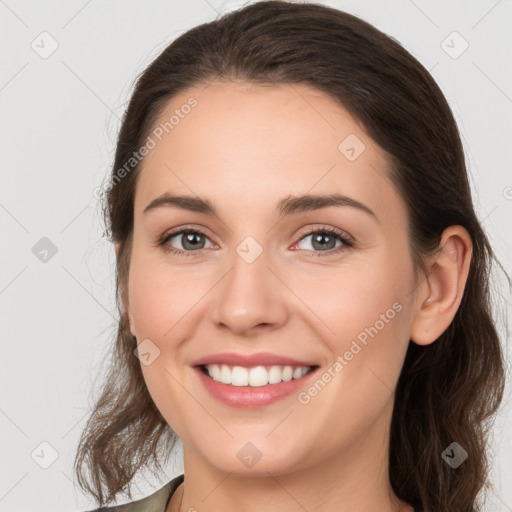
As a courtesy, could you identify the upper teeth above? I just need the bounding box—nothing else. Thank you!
[205,364,311,387]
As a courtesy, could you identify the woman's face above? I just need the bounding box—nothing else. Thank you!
[126,81,421,477]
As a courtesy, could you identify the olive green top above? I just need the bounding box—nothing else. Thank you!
[88,473,184,512]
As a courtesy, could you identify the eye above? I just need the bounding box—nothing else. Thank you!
[159,227,215,257]
[292,227,353,257]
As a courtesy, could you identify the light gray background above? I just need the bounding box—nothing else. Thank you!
[1,1,511,511]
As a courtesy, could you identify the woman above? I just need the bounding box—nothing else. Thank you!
[74,2,508,511]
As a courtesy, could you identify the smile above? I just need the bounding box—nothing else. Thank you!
[201,364,315,387]
[194,364,320,408]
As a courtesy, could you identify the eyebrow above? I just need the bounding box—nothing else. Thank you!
[143,192,379,222]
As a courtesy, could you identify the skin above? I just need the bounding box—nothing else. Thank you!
[117,80,472,512]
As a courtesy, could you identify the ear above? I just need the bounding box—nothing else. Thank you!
[410,225,473,345]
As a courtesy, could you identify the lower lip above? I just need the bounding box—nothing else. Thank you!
[193,366,319,408]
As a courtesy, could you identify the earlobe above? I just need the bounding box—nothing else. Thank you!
[410,226,472,346]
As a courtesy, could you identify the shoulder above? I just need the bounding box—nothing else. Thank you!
[82,474,184,512]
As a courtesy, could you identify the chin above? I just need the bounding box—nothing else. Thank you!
[192,436,312,477]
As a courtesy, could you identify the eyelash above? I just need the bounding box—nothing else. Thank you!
[157,225,354,258]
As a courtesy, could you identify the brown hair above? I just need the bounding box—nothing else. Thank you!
[74,2,509,510]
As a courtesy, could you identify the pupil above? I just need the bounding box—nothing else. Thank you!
[183,232,203,250]
[313,233,334,250]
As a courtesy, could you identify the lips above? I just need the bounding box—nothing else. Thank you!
[193,364,320,407]
[190,351,318,368]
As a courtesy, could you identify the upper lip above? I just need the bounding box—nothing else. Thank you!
[190,352,318,368]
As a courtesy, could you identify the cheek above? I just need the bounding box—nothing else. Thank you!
[128,252,203,344]
[304,250,412,387]
[298,254,407,340]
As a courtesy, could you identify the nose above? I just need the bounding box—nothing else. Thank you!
[211,245,288,337]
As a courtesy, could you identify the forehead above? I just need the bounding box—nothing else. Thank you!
[133,80,402,226]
